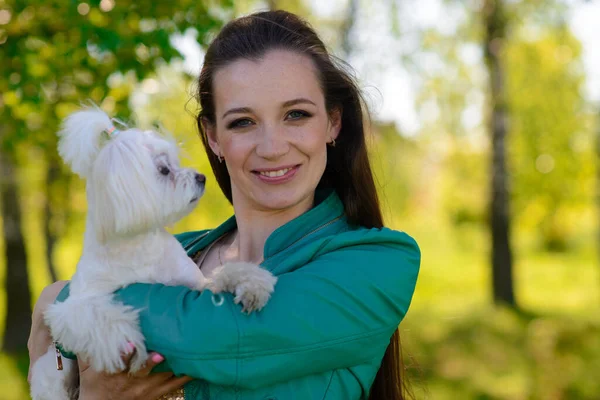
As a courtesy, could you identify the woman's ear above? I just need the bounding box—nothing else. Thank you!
[328,107,342,141]
[202,117,221,157]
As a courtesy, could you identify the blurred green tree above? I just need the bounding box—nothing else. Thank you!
[482,0,516,306]
[407,0,589,307]
[506,28,591,251]
[0,0,232,352]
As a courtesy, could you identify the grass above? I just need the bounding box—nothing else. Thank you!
[402,308,600,399]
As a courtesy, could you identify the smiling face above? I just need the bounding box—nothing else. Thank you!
[205,50,341,214]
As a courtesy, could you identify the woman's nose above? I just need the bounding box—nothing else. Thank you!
[255,125,289,159]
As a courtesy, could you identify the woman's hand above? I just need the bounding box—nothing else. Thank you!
[28,280,69,382]
[78,348,193,400]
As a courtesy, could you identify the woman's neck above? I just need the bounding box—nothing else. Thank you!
[224,194,315,264]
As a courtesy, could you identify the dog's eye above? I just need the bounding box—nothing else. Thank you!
[159,166,170,176]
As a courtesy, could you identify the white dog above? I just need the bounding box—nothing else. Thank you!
[29,108,277,400]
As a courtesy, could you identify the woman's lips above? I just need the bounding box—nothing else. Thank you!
[252,165,300,184]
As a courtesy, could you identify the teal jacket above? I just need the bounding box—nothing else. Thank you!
[57,190,420,399]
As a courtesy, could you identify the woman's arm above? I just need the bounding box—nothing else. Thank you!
[28,280,69,382]
[56,229,420,389]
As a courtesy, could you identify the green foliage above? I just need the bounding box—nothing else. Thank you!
[0,0,233,152]
[0,351,29,400]
[414,1,594,252]
[441,138,489,227]
[505,27,594,251]
[404,308,600,400]
[371,123,425,220]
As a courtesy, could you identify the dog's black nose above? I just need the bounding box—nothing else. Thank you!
[195,173,206,185]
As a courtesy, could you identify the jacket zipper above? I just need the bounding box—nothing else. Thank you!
[183,231,210,253]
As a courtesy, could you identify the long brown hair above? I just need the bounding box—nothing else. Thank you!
[195,10,413,400]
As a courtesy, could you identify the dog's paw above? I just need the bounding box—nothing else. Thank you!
[233,268,277,313]
[206,265,236,294]
[208,262,277,313]
[47,295,147,374]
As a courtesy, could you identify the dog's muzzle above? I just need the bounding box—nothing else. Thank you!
[190,173,206,203]
[195,173,206,187]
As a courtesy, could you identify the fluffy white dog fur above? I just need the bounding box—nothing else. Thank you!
[29,108,277,400]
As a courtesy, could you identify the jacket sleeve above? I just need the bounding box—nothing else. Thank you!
[113,229,420,389]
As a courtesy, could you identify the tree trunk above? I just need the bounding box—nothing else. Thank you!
[43,159,61,283]
[483,0,516,307]
[0,151,32,352]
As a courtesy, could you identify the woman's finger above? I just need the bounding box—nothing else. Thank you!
[79,345,161,377]
[152,375,194,399]
[128,352,165,378]
[119,342,137,370]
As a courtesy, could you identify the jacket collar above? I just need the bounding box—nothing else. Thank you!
[264,188,344,259]
[188,189,344,259]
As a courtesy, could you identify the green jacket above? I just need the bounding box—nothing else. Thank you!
[57,190,420,399]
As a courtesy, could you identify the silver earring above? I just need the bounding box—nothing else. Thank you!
[218,155,223,163]
[329,137,336,147]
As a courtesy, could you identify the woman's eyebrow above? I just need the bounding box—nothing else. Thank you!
[282,98,316,108]
[221,98,316,119]
[222,107,253,119]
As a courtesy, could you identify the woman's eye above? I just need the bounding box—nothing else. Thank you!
[287,110,311,120]
[159,166,170,176]
[227,118,254,129]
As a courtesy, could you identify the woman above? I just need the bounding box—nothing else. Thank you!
[29,10,420,400]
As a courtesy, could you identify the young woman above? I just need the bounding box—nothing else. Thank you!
[29,10,420,400]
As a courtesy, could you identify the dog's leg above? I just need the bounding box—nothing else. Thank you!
[208,262,277,313]
[30,345,78,400]
[165,241,210,291]
[175,256,210,291]
[45,294,148,374]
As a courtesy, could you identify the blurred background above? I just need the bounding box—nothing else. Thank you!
[1,0,598,398]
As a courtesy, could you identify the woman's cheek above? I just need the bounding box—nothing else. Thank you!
[224,136,252,162]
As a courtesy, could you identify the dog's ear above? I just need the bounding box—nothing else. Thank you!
[58,108,114,178]
[90,139,161,242]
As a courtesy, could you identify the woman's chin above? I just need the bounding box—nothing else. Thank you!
[253,190,314,213]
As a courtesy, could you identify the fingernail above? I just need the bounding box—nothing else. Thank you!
[152,354,164,363]
[126,342,136,354]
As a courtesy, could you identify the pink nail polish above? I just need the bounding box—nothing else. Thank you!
[126,342,135,353]
[152,354,164,363]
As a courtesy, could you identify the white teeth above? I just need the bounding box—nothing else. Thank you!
[259,168,292,177]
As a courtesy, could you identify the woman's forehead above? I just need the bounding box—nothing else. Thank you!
[212,50,324,110]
